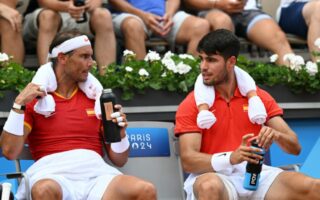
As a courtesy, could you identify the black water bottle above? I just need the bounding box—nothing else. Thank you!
[243,139,265,190]
[100,89,121,143]
[73,0,87,23]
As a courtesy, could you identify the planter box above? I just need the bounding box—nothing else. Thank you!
[0,90,18,112]
[258,85,320,119]
[1,86,320,124]
[0,90,19,127]
[114,89,186,107]
[259,85,320,103]
[113,86,320,121]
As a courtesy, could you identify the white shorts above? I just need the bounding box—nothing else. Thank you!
[15,149,122,200]
[112,11,190,45]
[23,8,93,50]
[184,163,283,200]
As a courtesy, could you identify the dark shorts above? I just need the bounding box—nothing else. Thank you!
[279,2,308,38]
[230,9,271,39]
[198,9,271,39]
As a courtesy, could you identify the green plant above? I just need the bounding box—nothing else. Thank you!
[237,55,320,94]
[1,51,320,100]
[0,54,35,97]
[93,50,200,100]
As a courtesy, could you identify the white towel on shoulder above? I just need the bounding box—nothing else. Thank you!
[31,62,102,119]
[234,66,256,96]
[194,66,267,128]
[32,63,57,117]
[194,74,215,107]
[197,110,216,129]
[234,66,267,124]
[78,73,103,118]
[194,74,217,129]
[248,96,267,124]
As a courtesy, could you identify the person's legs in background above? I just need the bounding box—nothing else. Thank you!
[0,0,24,64]
[113,11,209,59]
[245,11,293,66]
[302,1,320,62]
[36,9,61,65]
[202,9,234,32]
[115,14,147,60]
[174,12,210,56]
[199,9,294,66]
[89,8,116,75]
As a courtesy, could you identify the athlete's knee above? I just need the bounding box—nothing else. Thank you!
[31,179,62,199]
[306,178,320,197]
[132,180,157,200]
[194,174,225,197]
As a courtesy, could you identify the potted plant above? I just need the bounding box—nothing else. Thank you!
[0,53,35,111]
[1,50,320,107]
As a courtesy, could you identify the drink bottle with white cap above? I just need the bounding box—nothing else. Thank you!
[100,88,121,143]
[1,182,13,200]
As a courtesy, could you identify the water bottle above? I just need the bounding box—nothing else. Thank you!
[0,183,14,200]
[100,89,121,143]
[73,0,87,23]
[243,139,265,191]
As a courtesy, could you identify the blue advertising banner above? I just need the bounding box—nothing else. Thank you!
[126,127,170,157]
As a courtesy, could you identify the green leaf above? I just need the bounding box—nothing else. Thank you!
[1,51,320,100]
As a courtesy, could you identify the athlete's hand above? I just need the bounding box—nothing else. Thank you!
[230,133,263,165]
[110,104,128,138]
[14,83,47,106]
[256,126,279,150]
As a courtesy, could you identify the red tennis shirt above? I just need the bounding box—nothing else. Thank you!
[24,88,103,160]
[175,87,283,154]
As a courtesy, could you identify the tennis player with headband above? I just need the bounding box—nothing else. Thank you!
[1,30,156,200]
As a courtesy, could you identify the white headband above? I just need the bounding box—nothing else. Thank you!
[49,35,91,58]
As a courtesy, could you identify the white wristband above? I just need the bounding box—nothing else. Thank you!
[211,152,233,175]
[3,110,24,136]
[111,135,130,153]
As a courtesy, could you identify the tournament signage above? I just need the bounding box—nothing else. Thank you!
[126,127,170,157]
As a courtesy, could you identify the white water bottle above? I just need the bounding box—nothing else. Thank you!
[1,182,12,200]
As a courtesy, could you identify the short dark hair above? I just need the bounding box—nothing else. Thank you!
[197,29,240,60]
[49,29,86,67]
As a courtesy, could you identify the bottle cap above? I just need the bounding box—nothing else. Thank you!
[247,136,259,146]
[103,88,112,93]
